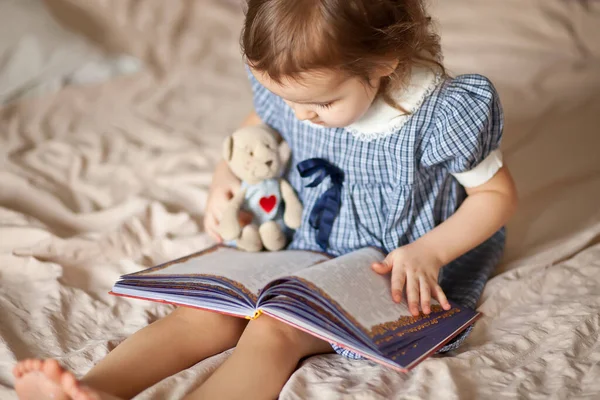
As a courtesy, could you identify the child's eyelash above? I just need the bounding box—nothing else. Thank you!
[316,103,333,109]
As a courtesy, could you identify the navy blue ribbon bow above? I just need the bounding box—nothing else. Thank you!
[297,158,344,252]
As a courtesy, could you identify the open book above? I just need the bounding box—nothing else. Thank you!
[110,245,480,372]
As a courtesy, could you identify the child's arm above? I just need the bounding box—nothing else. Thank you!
[372,166,518,316]
[419,166,518,267]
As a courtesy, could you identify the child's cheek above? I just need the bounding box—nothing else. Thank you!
[332,106,359,127]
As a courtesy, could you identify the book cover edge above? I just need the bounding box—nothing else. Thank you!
[110,291,480,373]
[109,291,251,319]
[405,311,483,371]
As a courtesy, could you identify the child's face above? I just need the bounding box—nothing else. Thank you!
[252,68,381,128]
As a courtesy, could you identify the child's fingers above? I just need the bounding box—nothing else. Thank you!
[419,277,431,314]
[204,213,222,242]
[213,202,225,222]
[371,261,392,275]
[406,273,420,316]
[207,228,222,243]
[390,262,406,303]
[227,180,242,194]
[203,213,216,234]
[432,284,451,310]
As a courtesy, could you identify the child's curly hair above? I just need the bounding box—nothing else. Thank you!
[242,0,444,110]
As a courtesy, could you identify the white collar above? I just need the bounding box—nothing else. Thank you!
[345,66,442,141]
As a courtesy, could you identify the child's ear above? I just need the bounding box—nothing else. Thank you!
[222,135,234,162]
[278,140,291,167]
[372,58,399,79]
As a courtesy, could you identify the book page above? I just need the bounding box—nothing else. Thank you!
[124,245,330,299]
[259,247,477,369]
[290,247,438,332]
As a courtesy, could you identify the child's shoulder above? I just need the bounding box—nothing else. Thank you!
[434,74,500,112]
[419,73,504,173]
[346,70,500,142]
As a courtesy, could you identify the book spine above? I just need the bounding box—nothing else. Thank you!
[245,309,263,320]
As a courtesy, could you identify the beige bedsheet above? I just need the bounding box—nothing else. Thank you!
[1,0,599,398]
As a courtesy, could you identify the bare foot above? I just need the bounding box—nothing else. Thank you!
[13,359,121,400]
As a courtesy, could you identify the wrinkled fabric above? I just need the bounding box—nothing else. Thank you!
[1,0,599,399]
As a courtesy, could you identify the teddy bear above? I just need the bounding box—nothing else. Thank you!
[218,124,303,252]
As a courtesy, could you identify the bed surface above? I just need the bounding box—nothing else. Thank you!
[1,0,599,398]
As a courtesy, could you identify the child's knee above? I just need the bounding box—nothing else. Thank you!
[170,307,247,337]
[240,316,319,358]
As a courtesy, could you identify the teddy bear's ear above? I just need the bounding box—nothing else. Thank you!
[222,135,234,162]
[278,140,291,167]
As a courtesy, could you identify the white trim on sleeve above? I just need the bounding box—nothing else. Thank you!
[451,149,503,188]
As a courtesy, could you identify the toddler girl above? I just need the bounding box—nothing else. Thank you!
[13,0,517,399]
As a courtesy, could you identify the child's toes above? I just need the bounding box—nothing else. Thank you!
[22,359,34,372]
[31,359,43,372]
[28,359,40,371]
[61,369,79,394]
[14,359,70,400]
[14,359,34,377]
[42,359,65,383]
[12,362,24,378]
[17,359,42,374]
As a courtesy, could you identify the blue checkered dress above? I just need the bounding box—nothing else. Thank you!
[248,70,505,358]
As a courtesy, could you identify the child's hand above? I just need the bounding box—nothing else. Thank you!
[204,160,252,242]
[371,242,451,317]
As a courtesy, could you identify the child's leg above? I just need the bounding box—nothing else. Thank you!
[14,307,247,400]
[82,307,247,397]
[437,229,505,353]
[185,315,333,400]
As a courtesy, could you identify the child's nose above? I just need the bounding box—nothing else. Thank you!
[294,107,317,121]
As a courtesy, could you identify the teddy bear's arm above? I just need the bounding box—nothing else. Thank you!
[280,179,303,229]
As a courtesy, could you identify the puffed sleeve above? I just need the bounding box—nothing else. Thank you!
[246,66,285,133]
[421,74,504,187]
